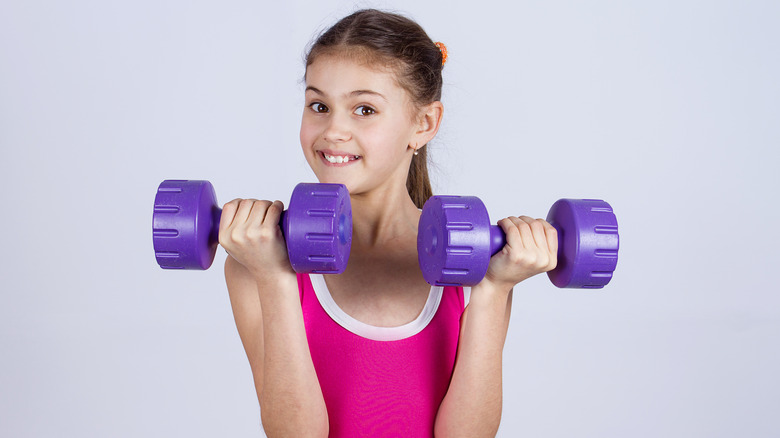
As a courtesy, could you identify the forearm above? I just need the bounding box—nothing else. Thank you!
[435,283,512,438]
[257,275,328,437]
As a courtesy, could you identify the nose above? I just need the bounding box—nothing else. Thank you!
[322,112,351,143]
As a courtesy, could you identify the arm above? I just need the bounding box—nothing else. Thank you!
[221,199,328,437]
[434,282,513,437]
[434,216,558,437]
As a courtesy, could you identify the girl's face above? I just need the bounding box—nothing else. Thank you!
[300,55,423,195]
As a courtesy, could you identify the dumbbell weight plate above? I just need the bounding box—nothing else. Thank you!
[285,183,352,274]
[545,199,619,288]
[417,196,497,286]
[153,180,220,270]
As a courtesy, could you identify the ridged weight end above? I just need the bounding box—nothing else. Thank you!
[152,180,220,270]
[417,196,492,286]
[546,199,619,288]
[285,183,352,274]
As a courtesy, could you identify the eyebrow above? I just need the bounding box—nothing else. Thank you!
[305,86,388,102]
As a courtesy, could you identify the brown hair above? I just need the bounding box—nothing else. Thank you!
[305,9,444,208]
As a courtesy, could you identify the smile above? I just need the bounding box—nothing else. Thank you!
[321,151,361,164]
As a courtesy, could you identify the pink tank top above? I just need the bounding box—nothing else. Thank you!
[298,273,465,437]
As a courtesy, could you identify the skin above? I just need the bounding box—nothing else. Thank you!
[218,54,559,437]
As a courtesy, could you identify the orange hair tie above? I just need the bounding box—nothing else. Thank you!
[434,41,448,66]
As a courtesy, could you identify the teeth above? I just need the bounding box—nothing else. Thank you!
[323,153,359,164]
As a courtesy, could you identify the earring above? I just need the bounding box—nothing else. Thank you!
[414,150,419,156]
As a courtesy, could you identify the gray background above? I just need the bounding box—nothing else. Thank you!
[1,0,778,436]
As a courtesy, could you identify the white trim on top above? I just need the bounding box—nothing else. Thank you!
[309,274,444,342]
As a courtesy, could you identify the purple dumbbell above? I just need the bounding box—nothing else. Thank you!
[417,196,619,288]
[152,180,352,273]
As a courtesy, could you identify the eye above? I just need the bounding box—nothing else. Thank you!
[354,105,376,116]
[309,102,329,113]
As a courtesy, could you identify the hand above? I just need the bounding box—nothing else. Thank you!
[218,199,294,280]
[482,216,558,291]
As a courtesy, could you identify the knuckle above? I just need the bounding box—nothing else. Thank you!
[244,226,261,240]
[267,201,282,214]
[535,252,549,268]
[255,226,279,243]
[230,228,246,243]
[511,251,535,266]
[260,226,276,239]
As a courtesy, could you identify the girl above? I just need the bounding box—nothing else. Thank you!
[218,9,558,438]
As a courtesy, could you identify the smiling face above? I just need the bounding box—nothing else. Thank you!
[300,55,422,196]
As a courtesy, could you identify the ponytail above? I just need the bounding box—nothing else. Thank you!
[407,146,432,209]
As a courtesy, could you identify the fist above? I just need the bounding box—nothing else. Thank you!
[217,199,293,278]
[483,216,558,290]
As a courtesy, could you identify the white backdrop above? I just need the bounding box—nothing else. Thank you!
[1,0,778,436]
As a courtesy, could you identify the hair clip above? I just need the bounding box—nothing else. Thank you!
[434,42,448,66]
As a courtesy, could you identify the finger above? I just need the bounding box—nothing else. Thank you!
[246,199,272,228]
[522,216,549,251]
[219,199,243,233]
[497,218,520,253]
[262,200,285,227]
[544,221,559,261]
[508,216,535,250]
[234,198,263,226]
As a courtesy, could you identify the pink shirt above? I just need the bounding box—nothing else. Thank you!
[298,273,467,437]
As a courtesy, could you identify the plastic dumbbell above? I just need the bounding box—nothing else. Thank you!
[417,196,619,288]
[152,180,352,273]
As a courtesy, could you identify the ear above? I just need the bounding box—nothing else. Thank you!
[410,101,444,149]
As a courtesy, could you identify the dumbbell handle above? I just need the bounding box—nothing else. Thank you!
[207,207,291,241]
[487,226,508,257]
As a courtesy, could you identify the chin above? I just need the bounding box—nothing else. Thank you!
[312,173,353,191]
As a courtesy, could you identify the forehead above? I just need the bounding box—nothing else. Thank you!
[305,55,409,102]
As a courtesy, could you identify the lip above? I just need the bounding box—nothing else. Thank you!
[318,149,362,167]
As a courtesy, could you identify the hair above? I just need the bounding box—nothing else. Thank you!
[304,9,444,208]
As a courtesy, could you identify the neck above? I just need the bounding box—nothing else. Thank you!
[349,184,421,248]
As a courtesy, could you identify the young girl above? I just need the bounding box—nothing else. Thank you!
[218,9,558,438]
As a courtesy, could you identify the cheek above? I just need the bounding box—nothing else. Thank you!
[370,116,414,152]
[299,117,318,150]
